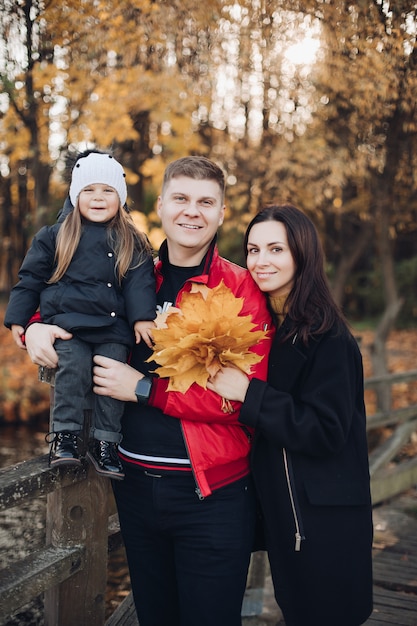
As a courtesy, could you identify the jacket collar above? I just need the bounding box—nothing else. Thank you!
[155,236,217,285]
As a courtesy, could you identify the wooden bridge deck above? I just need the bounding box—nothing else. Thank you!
[369,488,417,626]
[106,487,417,626]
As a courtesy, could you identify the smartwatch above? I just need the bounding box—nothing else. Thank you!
[135,377,152,405]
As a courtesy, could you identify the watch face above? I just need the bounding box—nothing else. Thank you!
[136,378,152,403]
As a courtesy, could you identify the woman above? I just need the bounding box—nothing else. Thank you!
[207,204,373,626]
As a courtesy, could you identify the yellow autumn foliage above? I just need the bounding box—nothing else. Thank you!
[148,281,268,393]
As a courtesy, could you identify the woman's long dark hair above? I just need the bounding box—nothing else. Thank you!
[244,204,346,343]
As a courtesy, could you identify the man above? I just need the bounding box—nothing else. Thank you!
[25,156,272,626]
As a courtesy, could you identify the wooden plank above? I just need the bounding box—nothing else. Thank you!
[372,546,417,593]
[364,370,417,387]
[44,464,111,626]
[0,545,84,621]
[368,491,417,624]
[372,586,417,611]
[366,586,417,625]
[105,593,139,626]
[367,405,417,430]
[373,566,417,594]
[0,455,87,511]
[371,457,417,505]
[376,538,417,553]
[369,419,417,474]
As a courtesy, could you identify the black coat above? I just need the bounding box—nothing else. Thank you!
[240,320,373,626]
[4,218,156,346]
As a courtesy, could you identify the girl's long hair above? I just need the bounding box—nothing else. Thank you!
[49,202,152,284]
[244,204,346,344]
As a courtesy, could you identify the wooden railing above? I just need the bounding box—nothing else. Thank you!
[0,369,416,625]
[0,452,121,625]
[366,369,417,504]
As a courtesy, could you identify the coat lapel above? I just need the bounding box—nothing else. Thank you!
[268,326,321,393]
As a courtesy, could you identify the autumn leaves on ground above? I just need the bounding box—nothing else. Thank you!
[0,304,416,428]
[0,307,51,424]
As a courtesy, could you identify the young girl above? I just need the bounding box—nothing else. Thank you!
[4,150,156,480]
[208,204,373,626]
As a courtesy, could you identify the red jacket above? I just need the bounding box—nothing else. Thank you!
[148,244,273,497]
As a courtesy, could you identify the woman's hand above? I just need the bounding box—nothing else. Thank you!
[207,367,250,403]
[93,355,144,402]
[25,323,72,368]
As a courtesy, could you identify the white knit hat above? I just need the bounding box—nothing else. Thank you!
[69,153,127,206]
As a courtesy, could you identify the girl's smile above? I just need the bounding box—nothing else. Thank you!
[78,183,120,223]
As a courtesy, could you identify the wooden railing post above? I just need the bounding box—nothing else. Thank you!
[44,408,111,626]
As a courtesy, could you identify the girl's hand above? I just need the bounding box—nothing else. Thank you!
[11,324,26,350]
[207,367,250,403]
[134,320,155,349]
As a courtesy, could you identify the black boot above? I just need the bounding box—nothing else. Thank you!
[87,440,125,480]
[48,431,81,467]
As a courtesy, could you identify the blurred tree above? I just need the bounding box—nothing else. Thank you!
[257,0,417,408]
[0,0,56,283]
[0,0,224,285]
[0,0,416,376]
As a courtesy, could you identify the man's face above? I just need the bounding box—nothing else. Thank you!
[157,176,225,265]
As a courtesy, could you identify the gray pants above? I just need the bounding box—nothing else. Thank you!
[53,337,129,443]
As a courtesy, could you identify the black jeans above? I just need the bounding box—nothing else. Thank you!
[53,337,128,442]
[114,467,257,626]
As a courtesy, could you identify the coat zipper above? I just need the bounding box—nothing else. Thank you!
[180,422,205,500]
[282,448,303,551]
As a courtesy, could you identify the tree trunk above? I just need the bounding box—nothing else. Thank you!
[370,180,403,411]
[331,218,373,307]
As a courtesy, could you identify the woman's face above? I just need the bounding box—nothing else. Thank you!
[246,220,296,297]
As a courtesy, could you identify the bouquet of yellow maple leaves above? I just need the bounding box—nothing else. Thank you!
[147,280,268,412]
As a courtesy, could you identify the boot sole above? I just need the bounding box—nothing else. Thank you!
[86,450,125,480]
[50,456,82,467]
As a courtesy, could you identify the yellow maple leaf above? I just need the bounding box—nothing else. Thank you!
[147,280,268,395]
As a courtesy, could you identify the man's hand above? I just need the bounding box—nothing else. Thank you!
[93,354,144,402]
[25,323,72,368]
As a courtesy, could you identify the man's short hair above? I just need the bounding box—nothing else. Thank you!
[162,156,226,202]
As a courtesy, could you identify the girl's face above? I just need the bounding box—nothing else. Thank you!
[246,220,296,297]
[78,183,120,223]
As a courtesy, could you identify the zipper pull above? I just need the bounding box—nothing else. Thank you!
[195,488,204,501]
[295,533,302,551]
